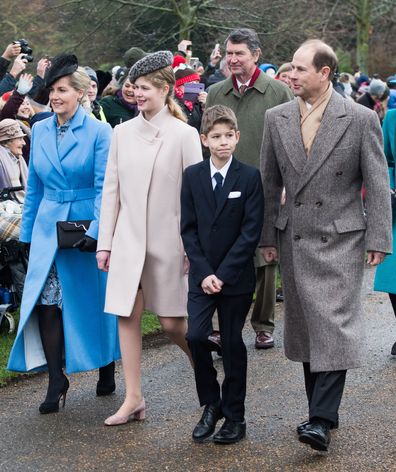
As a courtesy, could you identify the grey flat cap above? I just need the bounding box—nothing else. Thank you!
[129,50,173,83]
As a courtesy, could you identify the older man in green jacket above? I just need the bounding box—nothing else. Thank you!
[206,28,293,350]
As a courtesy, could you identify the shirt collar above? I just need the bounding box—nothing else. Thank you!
[210,155,233,181]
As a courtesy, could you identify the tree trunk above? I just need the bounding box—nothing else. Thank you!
[355,0,372,74]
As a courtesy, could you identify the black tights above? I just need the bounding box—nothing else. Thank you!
[37,304,65,402]
[388,293,396,317]
[37,304,115,400]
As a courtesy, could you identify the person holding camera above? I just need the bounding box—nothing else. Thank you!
[8,54,120,414]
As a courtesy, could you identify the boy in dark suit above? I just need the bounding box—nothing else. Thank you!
[181,105,264,444]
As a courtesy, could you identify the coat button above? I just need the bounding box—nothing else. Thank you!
[293,235,301,241]
[315,201,322,207]
[336,171,343,176]
[321,236,328,243]
[295,201,302,207]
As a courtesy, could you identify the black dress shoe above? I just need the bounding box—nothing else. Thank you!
[298,419,331,451]
[391,341,396,356]
[213,419,246,444]
[192,401,223,442]
[297,419,338,435]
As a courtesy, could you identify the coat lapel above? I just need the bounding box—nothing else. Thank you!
[213,158,240,221]
[58,107,85,161]
[296,91,352,194]
[275,100,307,175]
[199,160,216,214]
[41,115,65,178]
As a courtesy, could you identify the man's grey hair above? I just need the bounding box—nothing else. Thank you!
[225,28,261,55]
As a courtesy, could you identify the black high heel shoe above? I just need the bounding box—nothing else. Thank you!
[96,362,116,396]
[39,376,69,414]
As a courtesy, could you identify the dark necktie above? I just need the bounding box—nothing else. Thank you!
[213,172,224,206]
[239,84,247,95]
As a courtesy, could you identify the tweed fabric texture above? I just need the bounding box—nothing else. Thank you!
[129,51,173,83]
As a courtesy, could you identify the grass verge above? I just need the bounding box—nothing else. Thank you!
[0,311,162,388]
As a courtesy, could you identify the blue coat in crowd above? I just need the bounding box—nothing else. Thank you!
[374,108,396,294]
[8,106,120,373]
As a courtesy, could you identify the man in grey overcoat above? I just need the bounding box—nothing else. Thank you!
[260,39,392,452]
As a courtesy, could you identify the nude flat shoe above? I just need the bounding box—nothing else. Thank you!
[104,398,146,426]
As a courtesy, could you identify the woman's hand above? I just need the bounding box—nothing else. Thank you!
[197,91,207,107]
[183,254,190,275]
[96,250,111,272]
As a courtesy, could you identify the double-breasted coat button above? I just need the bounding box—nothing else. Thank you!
[321,236,328,243]
[315,201,322,207]
[293,235,301,241]
[336,171,343,176]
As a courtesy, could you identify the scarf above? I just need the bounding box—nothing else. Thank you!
[298,83,333,157]
[116,89,138,113]
[174,86,193,112]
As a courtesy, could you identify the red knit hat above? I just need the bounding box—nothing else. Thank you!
[172,55,186,69]
[175,68,200,87]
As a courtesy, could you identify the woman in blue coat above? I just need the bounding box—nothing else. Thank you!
[8,54,120,413]
[374,108,396,356]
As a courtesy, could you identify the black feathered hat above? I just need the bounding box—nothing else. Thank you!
[45,53,79,88]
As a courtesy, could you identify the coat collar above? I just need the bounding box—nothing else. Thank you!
[42,106,86,178]
[295,90,352,194]
[275,91,352,188]
[199,157,241,220]
[223,71,271,98]
[134,106,172,142]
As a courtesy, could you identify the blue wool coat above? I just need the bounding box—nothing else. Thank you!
[374,109,396,294]
[8,106,120,373]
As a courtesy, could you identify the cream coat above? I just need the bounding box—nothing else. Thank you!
[98,106,202,317]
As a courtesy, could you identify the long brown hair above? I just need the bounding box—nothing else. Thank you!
[143,66,187,122]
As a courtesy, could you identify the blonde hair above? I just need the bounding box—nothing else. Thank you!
[143,66,187,123]
[68,67,91,94]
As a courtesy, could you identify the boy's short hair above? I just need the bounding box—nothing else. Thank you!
[200,105,238,136]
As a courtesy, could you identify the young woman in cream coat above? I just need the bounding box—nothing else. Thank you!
[97,51,202,425]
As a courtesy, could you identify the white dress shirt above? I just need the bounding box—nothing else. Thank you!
[209,156,233,190]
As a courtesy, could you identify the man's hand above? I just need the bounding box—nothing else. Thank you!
[197,91,207,106]
[209,43,222,67]
[9,54,27,79]
[2,43,21,61]
[201,274,224,294]
[366,251,386,266]
[260,246,278,263]
[97,250,111,272]
[36,57,50,79]
[178,39,192,54]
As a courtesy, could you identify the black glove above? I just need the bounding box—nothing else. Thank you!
[22,242,31,258]
[73,235,97,253]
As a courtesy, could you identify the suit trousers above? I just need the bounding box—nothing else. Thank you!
[250,264,276,333]
[303,362,347,426]
[186,292,253,421]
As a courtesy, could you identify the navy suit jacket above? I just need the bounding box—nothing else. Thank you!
[180,157,264,295]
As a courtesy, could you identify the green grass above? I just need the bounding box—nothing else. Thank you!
[0,311,162,388]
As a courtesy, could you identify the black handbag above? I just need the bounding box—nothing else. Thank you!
[56,220,91,249]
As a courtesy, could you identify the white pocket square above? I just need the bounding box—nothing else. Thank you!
[228,191,241,199]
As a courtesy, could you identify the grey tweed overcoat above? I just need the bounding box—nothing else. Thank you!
[260,91,392,372]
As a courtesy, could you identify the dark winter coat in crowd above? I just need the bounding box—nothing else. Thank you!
[0,91,31,164]
[175,98,203,132]
[357,92,376,110]
[206,69,227,89]
[99,93,138,128]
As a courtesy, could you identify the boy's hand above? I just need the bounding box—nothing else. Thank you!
[201,275,223,294]
[260,246,278,263]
